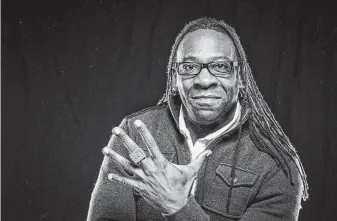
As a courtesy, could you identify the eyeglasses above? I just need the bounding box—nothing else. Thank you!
[176,61,239,77]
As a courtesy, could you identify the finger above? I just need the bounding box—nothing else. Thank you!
[108,173,144,191]
[134,120,164,161]
[112,127,140,153]
[188,150,212,177]
[107,131,118,148]
[111,127,153,170]
[102,146,142,177]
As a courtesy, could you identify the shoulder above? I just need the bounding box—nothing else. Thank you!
[237,123,304,199]
[121,103,171,128]
[236,123,277,171]
[237,122,296,177]
[119,103,178,140]
[119,103,179,154]
[125,103,168,119]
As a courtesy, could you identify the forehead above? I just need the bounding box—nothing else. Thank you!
[176,29,237,62]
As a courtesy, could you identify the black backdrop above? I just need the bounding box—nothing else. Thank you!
[2,0,337,220]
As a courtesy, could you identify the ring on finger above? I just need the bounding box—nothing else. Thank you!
[129,148,147,164]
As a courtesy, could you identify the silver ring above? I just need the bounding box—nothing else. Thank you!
[129,148,147,164]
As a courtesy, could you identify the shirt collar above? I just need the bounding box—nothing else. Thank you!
[179,102,242,144]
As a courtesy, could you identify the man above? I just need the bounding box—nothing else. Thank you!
[87,17,308,221]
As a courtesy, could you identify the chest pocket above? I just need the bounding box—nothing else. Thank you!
[203,163,258,219]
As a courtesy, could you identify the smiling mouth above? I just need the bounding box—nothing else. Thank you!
[191,96,221,99]
[190,96,221,107]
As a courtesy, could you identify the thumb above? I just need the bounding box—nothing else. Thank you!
[188,150,212,174]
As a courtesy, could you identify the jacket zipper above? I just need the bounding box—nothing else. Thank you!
[195,117,248,204]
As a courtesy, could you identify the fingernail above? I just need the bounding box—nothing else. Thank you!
[134,120,142,128]
[113,127,121,135]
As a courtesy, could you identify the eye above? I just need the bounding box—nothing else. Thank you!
[210,62,232,72]
[182,63,199,71]
[178,63,200,75]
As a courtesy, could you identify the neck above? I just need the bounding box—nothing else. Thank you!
[184,102,238,143]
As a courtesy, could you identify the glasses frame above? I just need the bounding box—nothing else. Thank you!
[176,61,240,77]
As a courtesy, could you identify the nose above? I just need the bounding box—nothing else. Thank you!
[194,67,218,89]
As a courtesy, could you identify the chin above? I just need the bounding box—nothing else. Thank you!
[193,109,220,125]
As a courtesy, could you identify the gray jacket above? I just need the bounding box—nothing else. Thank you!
[87,95,303,221]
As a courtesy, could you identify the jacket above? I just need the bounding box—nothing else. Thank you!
[87,95,303,221]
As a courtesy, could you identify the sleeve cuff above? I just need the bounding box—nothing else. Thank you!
[162,196,209,221]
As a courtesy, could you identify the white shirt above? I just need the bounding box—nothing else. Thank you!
[178,102,241,195]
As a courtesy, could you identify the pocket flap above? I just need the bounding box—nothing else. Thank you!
[216,163,258,187]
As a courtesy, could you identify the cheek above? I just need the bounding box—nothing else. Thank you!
[177,78,193,97]
[222,73,238,87]
[219,77,239,99]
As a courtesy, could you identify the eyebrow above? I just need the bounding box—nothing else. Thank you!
[182,55,233,62]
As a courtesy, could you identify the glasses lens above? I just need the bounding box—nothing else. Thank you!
[209,62,232,74]
[178,63,201,75]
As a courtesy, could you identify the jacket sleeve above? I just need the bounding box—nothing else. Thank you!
[87,118,137,221]
[240,161,304,221]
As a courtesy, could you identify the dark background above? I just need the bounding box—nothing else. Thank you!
[2,0,337,220]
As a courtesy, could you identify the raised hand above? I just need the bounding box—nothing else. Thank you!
[103,119,212,214]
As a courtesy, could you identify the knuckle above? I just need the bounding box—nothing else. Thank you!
[143,166,157,176]
[147,139,157,148]
[137,125,146,133]
[137,182,144,191]
[122,160,130,168]
[151,165,161,174]
[121,179,128,186]
[151,168,160,176]
[105,150,114,158]
[110,151,118,159]
[142,160,158,176]
[123,161,134,171]
[143,167,153,176]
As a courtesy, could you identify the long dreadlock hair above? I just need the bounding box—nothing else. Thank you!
[158,17,308,201]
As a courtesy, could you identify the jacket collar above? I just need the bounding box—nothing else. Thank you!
[167,94,252,132]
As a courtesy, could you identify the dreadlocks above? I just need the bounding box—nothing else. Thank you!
[158,17,309,201]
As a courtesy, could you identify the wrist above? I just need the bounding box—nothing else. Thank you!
[164,198,189,215]
[162,196,210,221]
